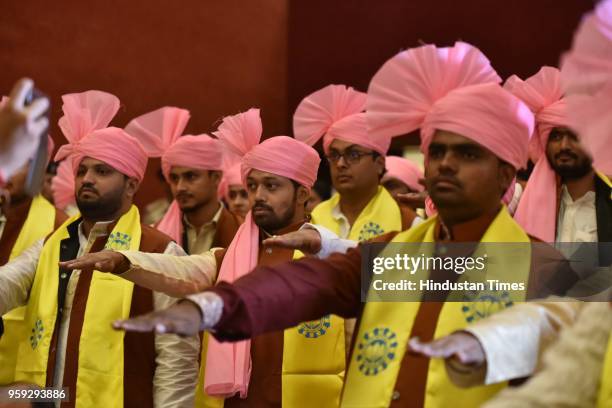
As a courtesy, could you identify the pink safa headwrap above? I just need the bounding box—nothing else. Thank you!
[561,0,612,175]
[508,67,571,242]
[125,106,223,242]
[205,109,319,399]
[52,159,75,211]
[54,90,148,181]
[293,84,390,155]
[367,42,533,214]
[382,156,424,192]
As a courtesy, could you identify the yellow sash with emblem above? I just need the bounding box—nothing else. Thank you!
[14,205,141,408]
[342,207,531,408]
[0,195,58,384]
[311,186,403,242]
[597,334,612,408]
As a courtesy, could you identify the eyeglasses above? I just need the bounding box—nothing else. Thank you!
[325,150,376,165]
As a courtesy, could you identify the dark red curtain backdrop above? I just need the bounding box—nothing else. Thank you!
[0,0,595,206]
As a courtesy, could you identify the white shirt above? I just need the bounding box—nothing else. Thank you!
[0,221,199,408]
[556,186,598,243]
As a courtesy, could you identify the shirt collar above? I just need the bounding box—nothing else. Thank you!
[183,202,224,231]
[560,185,596,205]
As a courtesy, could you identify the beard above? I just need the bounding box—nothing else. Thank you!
[252,201,296,233]
[76,185,125,221]
[549,152,593,181]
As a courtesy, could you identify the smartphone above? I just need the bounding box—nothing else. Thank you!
[24,88,50,197]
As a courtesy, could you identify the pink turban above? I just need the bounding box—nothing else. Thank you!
[368,42,533,170]
[382,156,424,192]
[54,91,148,181]
[205,109,320,399]
[218,163,243,199]
[508,67,571,241]
[293,84,390,155]
[52,159,75,211]
[125,106,224,243]
[561,0,612,175]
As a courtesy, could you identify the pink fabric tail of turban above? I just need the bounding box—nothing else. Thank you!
[561,0,612,175]
[204,211,257,398]
[507,67,569,242]
[52,159,75,211]
[293,84,390,155]
[382,156,424,192]
[207,119,319,398]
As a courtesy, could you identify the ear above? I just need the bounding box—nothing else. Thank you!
[296,185,310,207]
[375,154,386,178]
[498,162,516,196]
[125,177,140,198]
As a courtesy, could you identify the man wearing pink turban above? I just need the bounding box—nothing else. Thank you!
[64,108,349,407]
[381,155,425,209]
[294,84,417,244]
[0,90,199,407]
[125,106,241,256]
[509,67,611,246]
[106,42,576,408]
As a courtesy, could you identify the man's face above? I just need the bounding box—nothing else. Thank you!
[5,162,30,205]
[545,127,592,180]
[227,184,250,218]
[75,157,135,220]
[327,139,385,195]
[168,167,220,213]
[425,130,515,223]
[246,169,303,232]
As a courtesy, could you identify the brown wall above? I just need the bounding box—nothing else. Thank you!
[288,0,595,152]
[0,0,288,207]
[1,0,596,206]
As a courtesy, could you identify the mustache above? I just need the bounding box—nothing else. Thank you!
[555,150,578,160]
[252,203,273,212]
[78,185,99,196]
[175,192,193,200]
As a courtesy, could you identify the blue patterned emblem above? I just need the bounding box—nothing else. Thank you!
[462,291,513,323]
[105,232,132,251]
[30,319,44,350]
[356,327,398,376]
[358,222,385,241]
[298,315,331,338]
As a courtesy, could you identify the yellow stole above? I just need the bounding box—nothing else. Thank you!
[14,206,141,408]
[0,195,58,384]
[341,207,531,408]
[311,186,402,241]
[598,334,612,408]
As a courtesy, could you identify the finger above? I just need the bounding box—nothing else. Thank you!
[24,97,50,118]
[263,237,294,248]
[113,317,156,332]
[28,117,49,137]
[7,78,33,109]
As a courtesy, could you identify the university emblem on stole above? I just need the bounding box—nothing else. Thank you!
[105,232,132,251]
[298,315,331,338]
[358,222,385,241]
[30,319,44,350]
[461,290,513,323]
[356,327,398,376]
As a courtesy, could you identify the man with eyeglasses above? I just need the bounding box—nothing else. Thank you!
[293,84,418,244]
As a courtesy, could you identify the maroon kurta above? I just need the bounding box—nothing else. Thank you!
[209,211,578,407]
